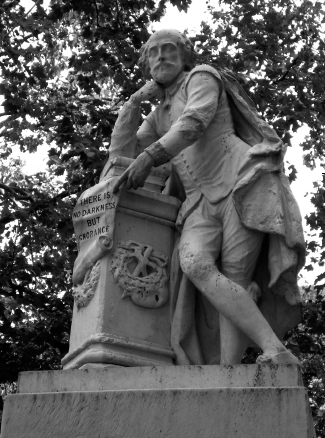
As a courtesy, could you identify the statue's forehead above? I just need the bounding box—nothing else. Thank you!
[148,30,182,47]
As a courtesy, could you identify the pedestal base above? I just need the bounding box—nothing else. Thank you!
[1,365,316,438]
[63,175,181,369]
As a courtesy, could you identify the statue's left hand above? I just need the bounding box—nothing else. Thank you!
[113,152,154,193]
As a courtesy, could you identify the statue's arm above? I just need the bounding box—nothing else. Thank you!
[137,119,160,153]
[113,73,220,192]
[145,72,220,165]
[109,81,163,160]
[108,95,142,160]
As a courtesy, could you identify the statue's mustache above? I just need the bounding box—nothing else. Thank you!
[152,61,174,69]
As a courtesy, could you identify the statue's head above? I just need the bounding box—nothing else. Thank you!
[139,29,197,87]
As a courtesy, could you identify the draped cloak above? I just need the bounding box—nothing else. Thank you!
[164,65,305,365]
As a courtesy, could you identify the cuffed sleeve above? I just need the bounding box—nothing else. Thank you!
[144,141,173,167]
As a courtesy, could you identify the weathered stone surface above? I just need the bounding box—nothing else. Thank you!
[63,159,181,369]
[1,365,315,438]
[1,387,313,438]
[18,364,303,393]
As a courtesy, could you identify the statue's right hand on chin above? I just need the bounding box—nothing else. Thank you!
[133,80,164,103]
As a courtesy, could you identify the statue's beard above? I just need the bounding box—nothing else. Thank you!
[151,63,179,85]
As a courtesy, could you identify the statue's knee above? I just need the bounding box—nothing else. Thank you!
[179,244,215,281]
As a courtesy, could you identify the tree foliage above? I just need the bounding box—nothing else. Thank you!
[0,147,75,380]
[193,0,325,287]
[0,0,324,435]
[285,286,325,435]
[0,0,192,378]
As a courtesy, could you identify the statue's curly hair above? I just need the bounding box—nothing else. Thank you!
[138,30,198,80]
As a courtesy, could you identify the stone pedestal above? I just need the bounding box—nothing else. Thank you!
[62,158,181,369]
[1,365,316,438]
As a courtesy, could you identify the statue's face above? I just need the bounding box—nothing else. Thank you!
[147,31,185,87]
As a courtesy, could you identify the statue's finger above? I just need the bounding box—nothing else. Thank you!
[126,177,134,190]
[113,172,128,193]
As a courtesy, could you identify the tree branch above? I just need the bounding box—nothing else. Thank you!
[9,0,42,34]
[93,0,101,27]
[0,183,34,202]
[272,55,300,84]
[17,33,36,45]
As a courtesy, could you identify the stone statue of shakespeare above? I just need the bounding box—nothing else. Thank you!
[107,29,305,365]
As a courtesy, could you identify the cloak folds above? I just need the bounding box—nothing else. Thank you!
[168,65,305,365]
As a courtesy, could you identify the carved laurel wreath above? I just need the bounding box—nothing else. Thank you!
[110,240,169,308]
[72,259,101,308]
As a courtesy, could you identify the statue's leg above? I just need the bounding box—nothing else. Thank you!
[218,199,264,364]
[219,282,262,364]
[219,315,248,364]
[178,197,298,364]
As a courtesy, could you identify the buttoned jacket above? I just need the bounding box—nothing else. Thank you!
[145,70,249,208]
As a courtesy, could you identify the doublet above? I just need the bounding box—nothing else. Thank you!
[144,70,251,223]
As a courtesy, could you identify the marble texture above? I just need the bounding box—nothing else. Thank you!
[18,365,303,393]
[62,158,181,369]
[106,29,306,366]
[1,365,315,438]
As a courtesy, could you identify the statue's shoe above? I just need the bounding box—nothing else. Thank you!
[256,351,301,366]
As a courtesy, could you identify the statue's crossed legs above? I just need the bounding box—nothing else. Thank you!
[178,193,299,365]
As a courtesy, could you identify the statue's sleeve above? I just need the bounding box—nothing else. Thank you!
[108,96,142,160]
[137,116,160,153]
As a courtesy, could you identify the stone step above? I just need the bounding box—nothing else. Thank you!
[1,386,314,438]
[17,364,303,394]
